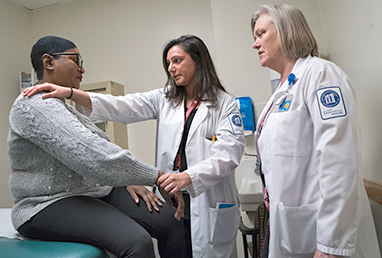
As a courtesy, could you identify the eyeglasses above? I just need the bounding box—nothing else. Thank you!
[50,52,83,69]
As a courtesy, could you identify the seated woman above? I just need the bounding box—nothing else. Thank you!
[8,35,187,258]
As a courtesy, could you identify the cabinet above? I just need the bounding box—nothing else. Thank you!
[19,70,37,92]
[67,81,128,149]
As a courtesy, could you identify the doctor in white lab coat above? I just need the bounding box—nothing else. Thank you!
[25,35,246,258]
[251,4,381,258]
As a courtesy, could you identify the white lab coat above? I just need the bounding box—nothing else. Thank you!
[255,55,381,258]
[86,88,246,258]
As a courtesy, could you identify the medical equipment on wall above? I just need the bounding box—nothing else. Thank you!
[235,96,255,136]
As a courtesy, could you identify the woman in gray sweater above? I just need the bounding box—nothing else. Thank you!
[8,36,187,258]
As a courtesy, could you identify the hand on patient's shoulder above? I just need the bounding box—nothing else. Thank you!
[23,82,69,100]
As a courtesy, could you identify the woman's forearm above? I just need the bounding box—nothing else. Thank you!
[71,88,92,110]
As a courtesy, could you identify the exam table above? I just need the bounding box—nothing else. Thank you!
[0,208,110,258]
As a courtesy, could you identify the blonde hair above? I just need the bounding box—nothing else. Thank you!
[251,4,318,59]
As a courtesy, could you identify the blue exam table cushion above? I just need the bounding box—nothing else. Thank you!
[0,237,109,258]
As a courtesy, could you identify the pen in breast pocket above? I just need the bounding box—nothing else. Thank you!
[212,134,216,141]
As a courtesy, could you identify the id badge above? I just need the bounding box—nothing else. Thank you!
[277,94,293,112]
[274,95,286,112]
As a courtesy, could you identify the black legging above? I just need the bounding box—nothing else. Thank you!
[18,187,188,258]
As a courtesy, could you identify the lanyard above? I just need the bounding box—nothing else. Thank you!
[256,73,297,210]
[258,100,274,135]
[256,104,273,210]
[174,99,199,170]
[258,73,296,135]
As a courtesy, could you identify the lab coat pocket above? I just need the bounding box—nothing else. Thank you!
[208,204,240,245]
[269,110,311,157]
[202,137,215,157]
[277,201,321,255]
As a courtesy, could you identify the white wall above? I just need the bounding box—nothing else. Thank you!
[1,0,382,207]
[318,0,382,184]
[0,0,31,208]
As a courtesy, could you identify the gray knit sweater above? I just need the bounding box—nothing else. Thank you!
[8,93,158,229]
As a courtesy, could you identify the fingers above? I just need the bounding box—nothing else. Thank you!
[23,84,49,96]
[157,183,184,221]
[170,184,180,195]
[175,204,184,220]
[156,172,168,185]
[157,173,188,220]
[22,82,65,99]
[41,91,60,99]
[141,192,162,212]
[174,208,182,221]
[164,196,174,211]
[158,186,173,210]
[126,186,140,203]
[23,87,44,98]
[158,173,178,192]
[126,185,164,213]
[23,87,38,97]
[141,194,153,212]
[162,182,177,193]
[158,173,191,194]
[174,192,185,221]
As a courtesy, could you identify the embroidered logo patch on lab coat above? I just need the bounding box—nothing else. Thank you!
[316,86,347,120]
[228,112,244,135]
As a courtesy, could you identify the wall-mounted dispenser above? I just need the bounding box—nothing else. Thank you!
[235,96,255,136]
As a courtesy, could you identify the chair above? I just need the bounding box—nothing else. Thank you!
[239,217,259,258]
[239,201,269,258]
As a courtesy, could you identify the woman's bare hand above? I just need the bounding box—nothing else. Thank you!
[23,83,71,99]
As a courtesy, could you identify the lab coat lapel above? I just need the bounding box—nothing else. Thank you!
[165,100,187,155]
[186,101,209,146]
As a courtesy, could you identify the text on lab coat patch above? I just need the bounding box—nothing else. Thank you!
[316,86,347,120]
